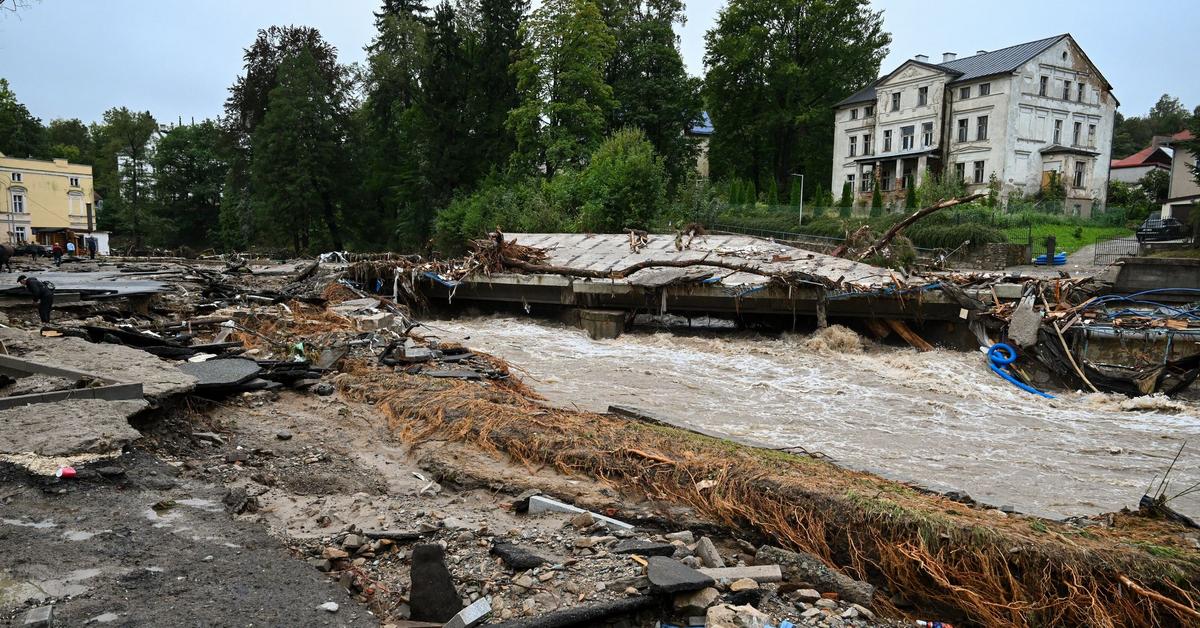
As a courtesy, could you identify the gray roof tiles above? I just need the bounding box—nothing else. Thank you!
[835,34,1069,109]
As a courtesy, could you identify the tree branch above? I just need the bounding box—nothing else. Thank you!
[854,193,985,261]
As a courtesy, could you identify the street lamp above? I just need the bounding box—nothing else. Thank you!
[790,173,804,228]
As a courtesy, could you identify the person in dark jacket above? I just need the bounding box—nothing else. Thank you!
[17,275,54,324]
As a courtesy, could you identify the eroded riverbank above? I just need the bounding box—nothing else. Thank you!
[424,315,1200,521]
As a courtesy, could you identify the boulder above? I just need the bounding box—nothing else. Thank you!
[409,544,463,622]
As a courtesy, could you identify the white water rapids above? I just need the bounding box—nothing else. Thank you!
[426,315,1200,520]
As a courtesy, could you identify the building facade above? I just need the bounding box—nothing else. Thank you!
[0,152,97,246]
[831,35,1117,216]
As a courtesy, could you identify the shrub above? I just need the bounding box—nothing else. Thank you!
[576,128,668,232]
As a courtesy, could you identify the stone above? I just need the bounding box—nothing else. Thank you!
[570,511,595,528]
[698,565,782,583]
[613,539,676,557]
[673,587,720,615]
[705,603,771,628]
[409,544,463,622]
[443,597,492,628]
[695,536,725,568]
[322,547,349,560]
[356,312,395,331]
[574,536,599,548]
[315,383,335,396]
[841,606,859,619]
[682,556,703,569]
[646,556,715,593]
[193,431,225,445]
[276,430,293,441]
[800,607,823,619]
[21,605,54,627]
[815,598,837,609]
[512,575,536,590]
[308,558,333,572]
[729,578,758,592]
[755,545,874,606]
[317,602,339,613]
[851,603,875,620]
[795,588,821,603]
[664,530,695,544]
[1007,295,1040,348]
[490,542,548,571]
[343,534,365,550]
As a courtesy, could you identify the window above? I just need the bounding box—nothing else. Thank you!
[1062,80,1071,100]
[1077,82,1084,102]
[891,92,900,111]
[9,172,20,183]
[1073,161,1085,188]
[979,83,991,96]
[883,129,893,152]
[860,169,873,192]
[1039,76,1048,96]
[973,160,985,184]
[1087,124,1096,147]
[976,116,988,141]
[957,118,968,142]
[1072,121,1082,146]
[11,193,25,213]
[13,226,26,243]
[918,86,928,106]
[862,133,871,155]
[865,105,874,116]
[959,86,971,99]
[847,174,855,193]
[69,177,80,187]
[848,136,857,157]
[850,108,858,121]
[921,122,933,147]
[1053,119,1063,144]
[901,126,914,150]
[954,162,966,182]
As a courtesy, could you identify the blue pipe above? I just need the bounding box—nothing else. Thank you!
[987,343,1054,398]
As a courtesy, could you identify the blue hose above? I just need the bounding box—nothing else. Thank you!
[987,343,1054,399]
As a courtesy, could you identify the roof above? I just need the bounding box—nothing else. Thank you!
[687,112,713,136]
[1111,145,1173,169]
[1172,130,1195,142]
[836,34,1097,109]
[1040,145,1100,157]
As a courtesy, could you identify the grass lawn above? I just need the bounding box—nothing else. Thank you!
[1148,247,1200,259]
[1002,224,1133,253]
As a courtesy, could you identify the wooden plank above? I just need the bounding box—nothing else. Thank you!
[884,319,934,352]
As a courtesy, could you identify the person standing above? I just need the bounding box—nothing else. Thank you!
[17,275,54,324]
[87,237,97,260]
[51,243,63,267]
[66,240,76,258]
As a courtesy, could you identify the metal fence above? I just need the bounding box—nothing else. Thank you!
[1092,236,1141,266]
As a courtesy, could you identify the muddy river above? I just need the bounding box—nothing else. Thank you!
[426,315,1200,520]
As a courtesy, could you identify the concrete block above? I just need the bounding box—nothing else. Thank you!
[697,564,782,583]
[356,312,395,331]
[526,495,634,531]
[21,605,53,627]
[577,308,625,340]
[443,597,491,628]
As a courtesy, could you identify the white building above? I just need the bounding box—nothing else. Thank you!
[831,34,1117,216]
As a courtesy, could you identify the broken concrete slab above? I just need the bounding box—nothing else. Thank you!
[355,312,395,331]
[328,297,380,315]
[526,495,634,531]
[0,398,146,460]
[484,595,657,628]
[443,597,491,628]
[20,604,54,627]
[178,358,262,390]
[1008,295,1040,348]
[694,536,725,568]
[755,545,874,606]
[646,556,715,593]
[697,565,782,583]
[673,587,720,616]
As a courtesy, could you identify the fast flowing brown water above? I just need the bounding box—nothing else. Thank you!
[427,315,1200,520]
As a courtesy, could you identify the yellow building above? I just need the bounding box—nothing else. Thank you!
[0,152,96,247]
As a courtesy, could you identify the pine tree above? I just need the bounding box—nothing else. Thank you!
[904,177,917,209]
[467,0,527,175]
[870,185,883,217]
[765,177,779,206]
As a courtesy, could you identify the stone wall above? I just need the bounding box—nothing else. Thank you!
[949,242,1030,270]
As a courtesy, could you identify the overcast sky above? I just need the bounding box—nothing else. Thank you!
[2,0,1197,126]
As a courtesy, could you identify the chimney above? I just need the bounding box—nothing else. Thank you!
[914,54,929,63]
[942,52,957,62]
[977,49,988,55]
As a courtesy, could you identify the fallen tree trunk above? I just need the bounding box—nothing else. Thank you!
[497,255,831,288]
[854,193,985,262]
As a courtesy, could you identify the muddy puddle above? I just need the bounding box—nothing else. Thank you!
[425,315,1200,520]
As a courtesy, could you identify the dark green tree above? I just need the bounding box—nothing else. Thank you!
[0,78,47,158]
[704,0,888,196]
[250,48,349,252]
[95,107,159,248]
[421,2,472,208]
[600,0,702,189]
[1112,94,1193,157]
[45,118,93,163]
[465,0,527,176]
[375,0,430,25]
[152,121,228,248]
[577,128,667,232]
[904,177,916,208]
[869,184,883,217]
[508,0,616,177]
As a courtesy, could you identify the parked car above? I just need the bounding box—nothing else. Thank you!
[1136,217,1188,243]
